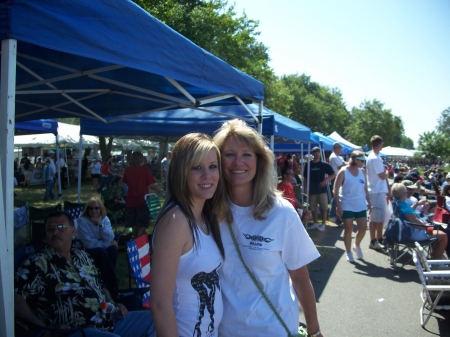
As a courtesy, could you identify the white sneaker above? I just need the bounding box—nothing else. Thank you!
[353,244,363,259]
[346,251,355,263]
[369,241,384,250]
[308,223,320,230]
[318,224,326,232]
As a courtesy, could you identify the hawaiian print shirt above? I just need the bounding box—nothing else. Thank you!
[14,246,114,331]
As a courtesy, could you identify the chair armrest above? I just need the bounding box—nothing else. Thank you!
[424,271,450,277]
[127,274,150,285]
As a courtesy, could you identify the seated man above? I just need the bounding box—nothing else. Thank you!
[402,180,430,216]
[15,210,155,337]
[278,167,311,224]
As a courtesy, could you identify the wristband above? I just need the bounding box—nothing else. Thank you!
[307,330,321,337]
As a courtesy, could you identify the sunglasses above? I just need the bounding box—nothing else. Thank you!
[88,207,101,211]
[46,224,71,232]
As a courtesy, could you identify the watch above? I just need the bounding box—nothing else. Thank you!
[307,330,321,337]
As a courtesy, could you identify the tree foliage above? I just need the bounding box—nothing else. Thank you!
[436,106,450,138]
[418,131,450,161]
[400,135,414,150]
[345,99,404,148]
[276,74,350,135]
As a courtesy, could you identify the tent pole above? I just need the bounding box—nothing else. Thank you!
[257,101,263,135]
[306,143,311,214]
[56,138,62,204]
[77,134,83,203]
[0,38,17,337]
[301,143,304,206]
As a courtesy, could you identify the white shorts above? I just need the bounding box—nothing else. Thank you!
[369,192,386,223]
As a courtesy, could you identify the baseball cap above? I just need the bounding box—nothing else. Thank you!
[312,147,321,153]
[48,150,55,154]
[350,150,366,161]
[402,180,418,189]
[332,142,342,149]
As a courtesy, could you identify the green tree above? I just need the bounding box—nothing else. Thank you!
[345,99,404,148]
[135,0,273,85]
[400,135,415,150]
[279,74,350,134]
[418,131,450,161]
[436,106,450,137]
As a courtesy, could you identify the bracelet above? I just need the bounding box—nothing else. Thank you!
[307,330,321,337]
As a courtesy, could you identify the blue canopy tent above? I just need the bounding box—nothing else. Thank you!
[0,1,265,334]
[313,132,354,155]
[80,104,313,143]
[14,119,58,135]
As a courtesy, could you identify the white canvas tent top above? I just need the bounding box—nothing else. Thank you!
[14,122,99,148]
[328,131,362,150]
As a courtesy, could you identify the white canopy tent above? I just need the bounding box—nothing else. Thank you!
[328,131,362,150]
[14,122,99,148]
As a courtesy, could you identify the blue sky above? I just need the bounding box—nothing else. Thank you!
[232,0,450,147]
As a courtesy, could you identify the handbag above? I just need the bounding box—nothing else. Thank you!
[227,223,307,337]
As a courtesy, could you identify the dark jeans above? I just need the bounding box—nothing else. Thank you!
[86,246,119,294]
[97,175,111,192]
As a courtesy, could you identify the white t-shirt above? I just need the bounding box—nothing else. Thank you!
[329,152,344,174]
[366,151,388,194]
[406,196,425,214]
[219,197,320,337]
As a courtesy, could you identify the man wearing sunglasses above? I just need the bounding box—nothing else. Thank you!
[14,211,155,336]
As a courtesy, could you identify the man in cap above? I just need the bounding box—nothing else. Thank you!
[303,146,336,231]
[442,172,450,189]
[329,142,346,226]
[402,180,430,216]
[366,135,390,250]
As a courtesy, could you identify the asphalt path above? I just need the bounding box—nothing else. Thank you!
[300,223,450,337]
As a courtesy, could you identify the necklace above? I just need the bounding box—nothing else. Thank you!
[197,215,209,234]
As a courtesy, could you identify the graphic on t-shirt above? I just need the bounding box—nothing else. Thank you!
[242,233,274,251]
[191,263,221,337]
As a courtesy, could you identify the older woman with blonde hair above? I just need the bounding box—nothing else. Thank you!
[391,183,447,259]
[76,197,119,294]
[213,119,324,337]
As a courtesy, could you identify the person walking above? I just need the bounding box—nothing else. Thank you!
[333,150,371,262]
[329,142,346,226]
[43,158,55,201]
[303,147,336,231]
[366,136,390,250]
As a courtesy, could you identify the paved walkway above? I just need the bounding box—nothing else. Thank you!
[301,223,450,337]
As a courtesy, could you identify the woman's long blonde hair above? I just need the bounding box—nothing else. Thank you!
[213,119,280,224]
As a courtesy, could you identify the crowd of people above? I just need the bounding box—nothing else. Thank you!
[14,123,450,337]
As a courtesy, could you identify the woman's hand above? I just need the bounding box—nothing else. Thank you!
[90,217,102,226]
[336,204,343,217]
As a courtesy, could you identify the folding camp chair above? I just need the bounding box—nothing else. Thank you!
[126,234,151,308]
[385,219,437,271]
[144,193,161,221]
[64,200,86,220]
[384,199,437,271]
[412,250,450,327]
[28,204,62,243]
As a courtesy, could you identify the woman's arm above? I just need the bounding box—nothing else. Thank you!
[362,169,371,209]
[76,217,111,249]
[333,169,344,216]
[289,266,323,337]
[150,209,193,337]
[403,212,428,229]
